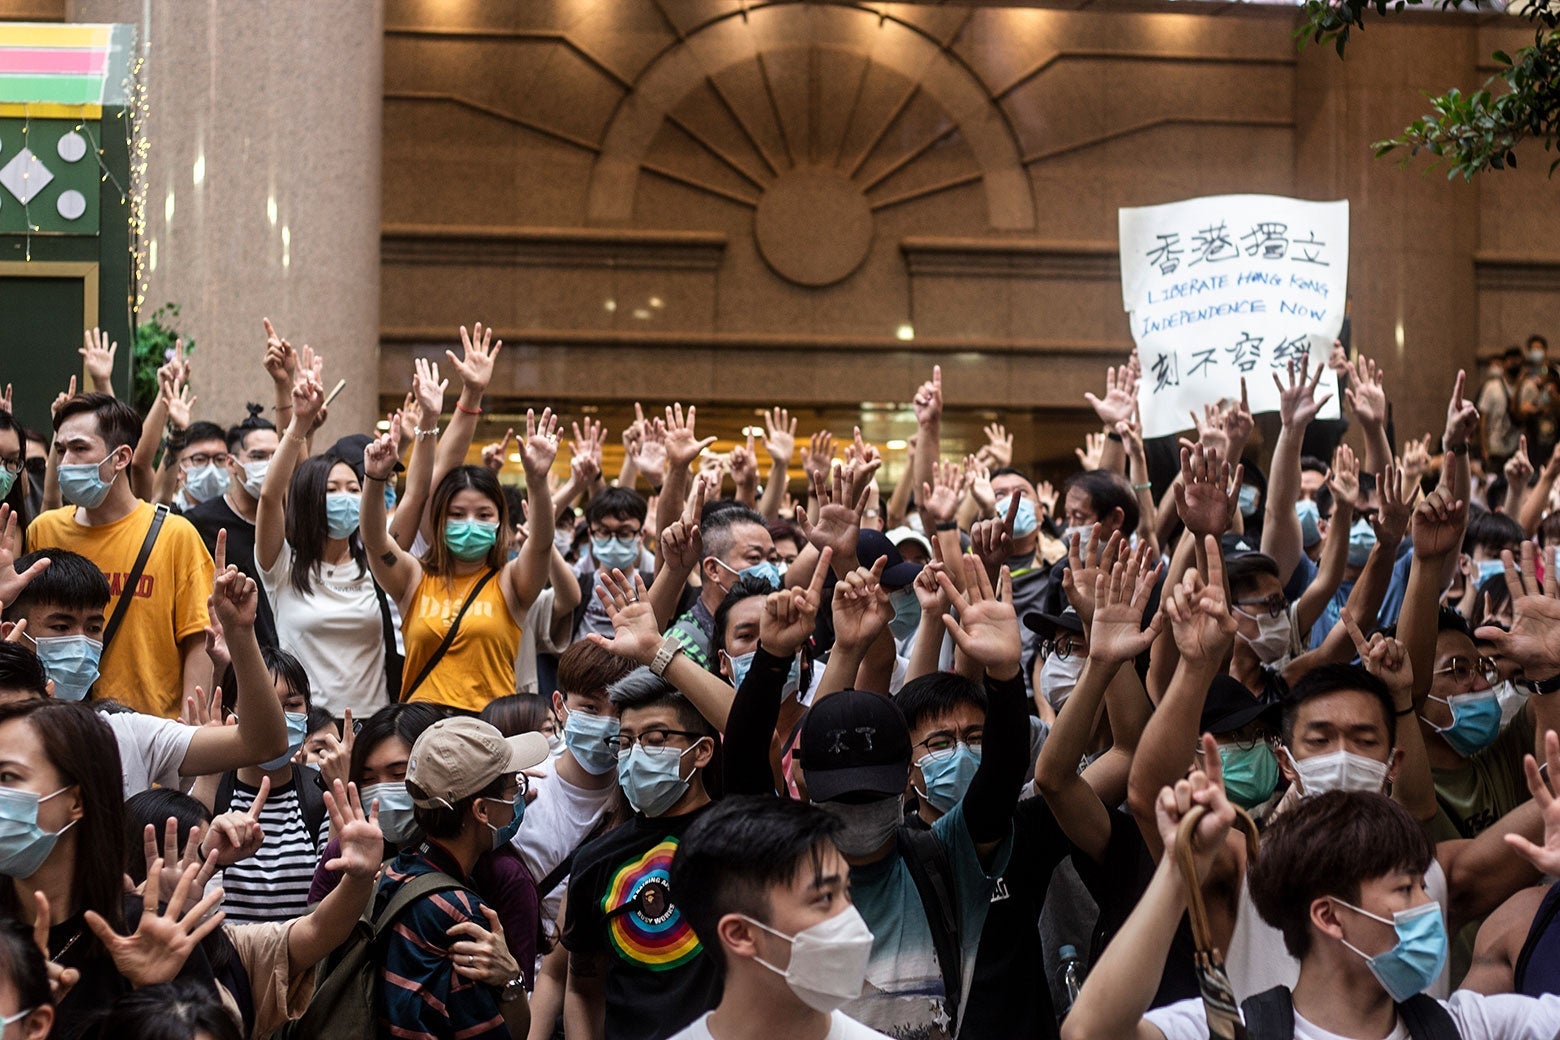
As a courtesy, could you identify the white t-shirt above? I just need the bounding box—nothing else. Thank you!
[107,710,194,798]
[510,754,616,932]
[515,587,573,695]
[1144,990,1560,1040]
[667,1010,892,1040]
[1225,859,1451,1002]
[259,541,388,718]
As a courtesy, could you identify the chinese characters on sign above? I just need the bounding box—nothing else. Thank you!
[1119,195,1349,438]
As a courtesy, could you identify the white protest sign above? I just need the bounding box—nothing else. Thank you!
[1118,194,1348,438]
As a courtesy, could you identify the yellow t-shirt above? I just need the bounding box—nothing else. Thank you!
[28,502,213,717]
[401,567,522,713]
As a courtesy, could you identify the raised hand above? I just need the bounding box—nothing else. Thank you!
[1035,479,1058,520]
[1401,433,1434,488]
[315,708,355,794]
[0,506,48,607]
[913,558,950,615]
[413,357,447,420]
[211,529,259,630]
[1443,369,1480,452]
[80,328,118,388]
[1155,734,1237,882]
[585,569,663,666]
[1085,364,1139,426]
[979,422,1014,469]
[290,375,325,431]
[797,458,877,561]
[572,418,607,476]
[1506,435,1536,490]
[936,556,1021,680]
[50,375,78,420]
[920,459,966,527]
[1274,355,1330,428]
[448,323,501,395]
[763,407,797,466]
[1329,443,1360,510]
[1075,431,1105,471]
[448,904,520,987]
[1174,444,1243,538]
[163,376,196,431]
[479,428,514,474]
[729,431,760,494]
[1373,459,1414,546]
[521,409,560,480]
[630,418,668,487]
[85,858,225,987]
[323,780,383,880]
[397,395,421,447]
[1163,539,1238,665]
[141,817,217,914]
[831,557,892,653]
[1410,486,1467,560]
[364,427,403,482]
[759,548,831,659]
[663,403,717,472]
[970,492,1018,572]
[201,777,268,866]
[1088,541,1165,664]
[1504,730,1560,876]
[262,318,297,388]
[32,892,79,1003]
[1181,402,1229,461]
[1059,523,1125,627]
[967,456,996,516]
[1221,380,1255,451]
[1342,609,1413,703]
[912,365,943,427]
[1474,543,1560,676]
[801,430,835,485]
[1344,354,1387,429]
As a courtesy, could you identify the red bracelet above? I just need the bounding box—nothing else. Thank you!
[456,401,483,416]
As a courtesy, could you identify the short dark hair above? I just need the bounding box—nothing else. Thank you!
[671,795,843,970]
[1225,552,1281,600]
[1464,510,1524,558]
[226,404,276,454]
[766,519,804,553]
[412,770,511,840]
[122,789,212,885]
[702,505,768,563]
[480,693,551,738]
[83,979,242,1040]
[557,640,637,700]
[584,487,648,529]
[181,421,226,450]
[608,669,715,738]
[3,548,110,621]
[1527,334,1548,351]
[221,645,312,714]
[1248,791,1433,959]
[1299,455,1330,476]
[1063,470,1139,535]
[305,706,336,738]
[0,917,50,1018]
[894,672,987,732]
[52,392,141,453]
[711,575,776,669]
[1281,664,1395,749]
[349,703,447,784]
[1437,605,1476,640]
[1504,345,1525,362]
[0,642,48,698]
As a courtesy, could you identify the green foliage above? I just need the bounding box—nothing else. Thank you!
[132,303,192,413]
[1297,0,1560,179]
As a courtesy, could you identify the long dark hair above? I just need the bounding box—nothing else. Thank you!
[284,455,366,597]
[0,410,30,548]
[0,700,125,938]
[422,465,511,582]
[348,703,446,783]
[81,980,241,1040]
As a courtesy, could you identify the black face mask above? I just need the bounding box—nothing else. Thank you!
[1507,364,1524,380]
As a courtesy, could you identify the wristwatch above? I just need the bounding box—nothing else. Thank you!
[649,633,684,677]
[1523,673,1560,696]
[498,976,527,1005]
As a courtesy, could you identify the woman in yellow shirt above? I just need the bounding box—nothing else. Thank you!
[358,410,560,713]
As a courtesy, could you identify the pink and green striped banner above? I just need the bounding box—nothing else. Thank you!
[0,23,134,112]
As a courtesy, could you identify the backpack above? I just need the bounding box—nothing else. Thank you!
[896,826,966,1033]
[214,765,327,845]
[282,871,463,1040]
[1240,985,1461,1040]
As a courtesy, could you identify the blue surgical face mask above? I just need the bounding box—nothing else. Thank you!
[1475,558,1506,587]
[359,782,417,844]
[1347,518,1377,567]
[182,462,229,504]
[260,711,310,771]
[484,791,525,849]
[1424,690,1501,757]
[593,536,640,572]
[1238,484,1259,518]
[28,634,101,702]
[887,586,920,640]
[1295,499,1321,548]
[384,483,398,511]
[716,557,782,591]
[617,741,702,817]
[1332,898,1447,1002]
[996,495,1039,538]
[0,786,76,878]
[325,493,361,539]
[1217,742,1279,810]
[562,707,621,776]
[915,744,981,814]
[58,451,121,509]
[727,649,801,695]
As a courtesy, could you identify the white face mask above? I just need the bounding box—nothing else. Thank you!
[1040,652,1083,712]
[241,459,270,498]
[1284,746,1389,797]
[1237,610,1292,666]
[740,905,876,1013]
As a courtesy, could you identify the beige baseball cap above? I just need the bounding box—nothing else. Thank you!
[405,717,550,809]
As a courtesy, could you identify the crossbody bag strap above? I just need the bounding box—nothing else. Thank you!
[399,569,499,701]
[102,504,168,650]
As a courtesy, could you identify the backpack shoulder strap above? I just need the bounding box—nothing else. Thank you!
[1396,994,1463,1040]
[102,504,167,650]
[213,771,237,817]
[372,871,466,940]
[373,581,403,700]
[1239,986,1295,1040]
[400,568,500,701]
[294,767,328,845]
[896,826,964,1029]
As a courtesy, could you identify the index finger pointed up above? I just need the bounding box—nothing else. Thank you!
[806,547,833,600]
[248,776,271,820]
[1200,732,1226,793]
[1340,608,1370,660]
[1001,491,1021,533]
[214,529,227,576]
[934,568,971,615]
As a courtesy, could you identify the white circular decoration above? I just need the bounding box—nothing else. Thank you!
[56,190,86,220]
[56,132,87,163]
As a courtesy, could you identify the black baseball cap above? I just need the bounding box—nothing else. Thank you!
[856,529,922,588]
[1023,603,1083,639]
[327,432,404,475]
[1200,675,1279,736]
[798,689,911,802]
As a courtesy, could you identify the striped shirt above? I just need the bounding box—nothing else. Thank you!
[375,842,508,1040]
[221,776,326,923]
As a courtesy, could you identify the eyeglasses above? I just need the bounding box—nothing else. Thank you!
[1234,595,1287,620]
[915,732,984,754]
[1039,638,1084,660]
[1433,656,1499,685]
[180,451,230,469]
[0,458,20,477]
[239,449,275,463]
[604,728,704,755]
[590,528,641,544]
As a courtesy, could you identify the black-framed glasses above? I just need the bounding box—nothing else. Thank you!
[1039,637,1083,660]
[1234,595,1287,620]
[0,458,20,477]
[590,528,641,544]
[180,451,230,469]
[1433,656,1499,685]
[915,732,984,754]
[604,728,703,754]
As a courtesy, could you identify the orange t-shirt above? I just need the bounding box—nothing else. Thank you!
[401,568,522,713]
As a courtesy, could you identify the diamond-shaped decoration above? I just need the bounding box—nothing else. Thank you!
[0,149,54,205]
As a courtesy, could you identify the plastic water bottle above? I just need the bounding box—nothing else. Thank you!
[1056,944,1085,1019]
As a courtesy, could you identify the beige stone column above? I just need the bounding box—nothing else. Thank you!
[68,0,383,435]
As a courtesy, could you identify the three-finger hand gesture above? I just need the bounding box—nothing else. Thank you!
[936,556,1021,680]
